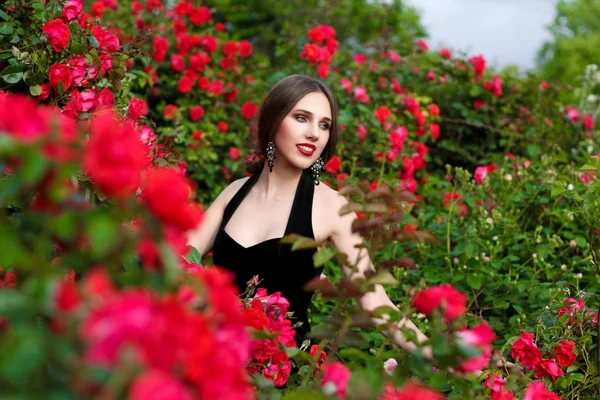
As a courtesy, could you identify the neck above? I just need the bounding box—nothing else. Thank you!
[255,160,303,201]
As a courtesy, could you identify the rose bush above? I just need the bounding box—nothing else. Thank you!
[1,0,600,398]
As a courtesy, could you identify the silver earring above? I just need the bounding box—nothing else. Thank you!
[266,141,276,173]
[310,157,325,185]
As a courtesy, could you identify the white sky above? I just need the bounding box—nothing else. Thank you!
[404,0,559,71]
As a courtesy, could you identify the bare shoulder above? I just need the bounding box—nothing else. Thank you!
[313,183,352,239]
[214,176,251,206]
[315,183,349,211]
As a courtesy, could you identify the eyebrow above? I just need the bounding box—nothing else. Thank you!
[294,109,332,122]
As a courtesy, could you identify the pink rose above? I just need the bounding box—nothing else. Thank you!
[321,362,351,399]
[383,358,398,376]
[524,381,561,400]
[129,369,192,400]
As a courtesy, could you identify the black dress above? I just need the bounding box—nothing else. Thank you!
[212,164,323,346]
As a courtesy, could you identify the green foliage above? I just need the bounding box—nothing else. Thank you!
[537,0,600,94]
[205,0,426,66]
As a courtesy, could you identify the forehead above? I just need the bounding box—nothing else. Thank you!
[292,92,332,119]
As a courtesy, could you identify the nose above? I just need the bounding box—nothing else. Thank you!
[306,121,320,141]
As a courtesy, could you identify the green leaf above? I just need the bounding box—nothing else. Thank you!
[29,84,42,96]
[0,326,46,386]
[570,373,584,381]
[526,144,541,157]
[85,214,118,257]
[566,364,580,373]
[283,390,329,400]
[313,247,336,267]
[0,290,29,318]
[185,245,203,265]
[0,64,23,84]
[21,150,47,183]
[466,273,483,290]
[0,10,10,21]
[89,36,100,48]
[580,163,597,171]
[512,304,523,314]
[464,242,477,258]
[0,224,27,267]
[0,22,13,35]
[469,85,481,97]
[574,236,587,247]
[367,270,398,286]
[284,346,300,357]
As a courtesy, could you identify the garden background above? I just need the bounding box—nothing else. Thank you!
[0,0,599,399]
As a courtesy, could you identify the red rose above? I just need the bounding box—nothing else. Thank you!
[510,332,543,368]
[189,106,204,121]
[97,87,115,106]
[48,64,72,92]
[189,6,211,26]
[83,112,148,199]
[152,36,169,63]
[381,381,443,400]
[178,76,193,93]
[140,167,204,232]
[583,114,594,131]
[240,102,258,120]
[534,359,564,382]
[320,362,351,399]
[61,0,83,22]
[429,123,440,140]
[325,156,341,174]
[317,62,329,78]
[524,381,560,400]
[170,54,185,72]
[43,19,70,52]
[239,40,253,57]
[128,98,148,120]
[412,283,467,321]
[223,40,238,57]
[555,340,576,367]
[55,278,81,314]
[217,121,228,133]
[164,104,178,119]
[242,307,269,330]
[229,147,241,160]
[91,25,120,52]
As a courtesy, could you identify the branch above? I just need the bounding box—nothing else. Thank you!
[441,117,504,134]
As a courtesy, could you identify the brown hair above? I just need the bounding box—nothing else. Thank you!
[245,74,339,174]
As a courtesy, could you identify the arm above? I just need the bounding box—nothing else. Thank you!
[329,194,432,359]
[186,179,247,258]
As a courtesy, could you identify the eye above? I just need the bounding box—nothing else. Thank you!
[319,122,330,130]
[295,115,307,122]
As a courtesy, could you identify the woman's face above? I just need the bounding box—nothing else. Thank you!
[274,91,332,171]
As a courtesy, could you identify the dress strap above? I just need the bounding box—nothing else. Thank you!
[218,168,261,232]
[284,168,315,239]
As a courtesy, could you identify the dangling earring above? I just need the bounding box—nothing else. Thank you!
[266,141,276,173]
[310,157,325,185]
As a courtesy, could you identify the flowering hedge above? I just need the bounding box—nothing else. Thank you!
[1,0,599,398]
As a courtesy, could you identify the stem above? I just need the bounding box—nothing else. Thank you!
[440,116,504,134]
[446,209,453,273]
[378,156,386,184]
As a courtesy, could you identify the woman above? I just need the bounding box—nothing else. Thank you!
[187,74,431,357]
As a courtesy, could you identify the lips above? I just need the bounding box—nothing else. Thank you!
[296,143,315,156]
